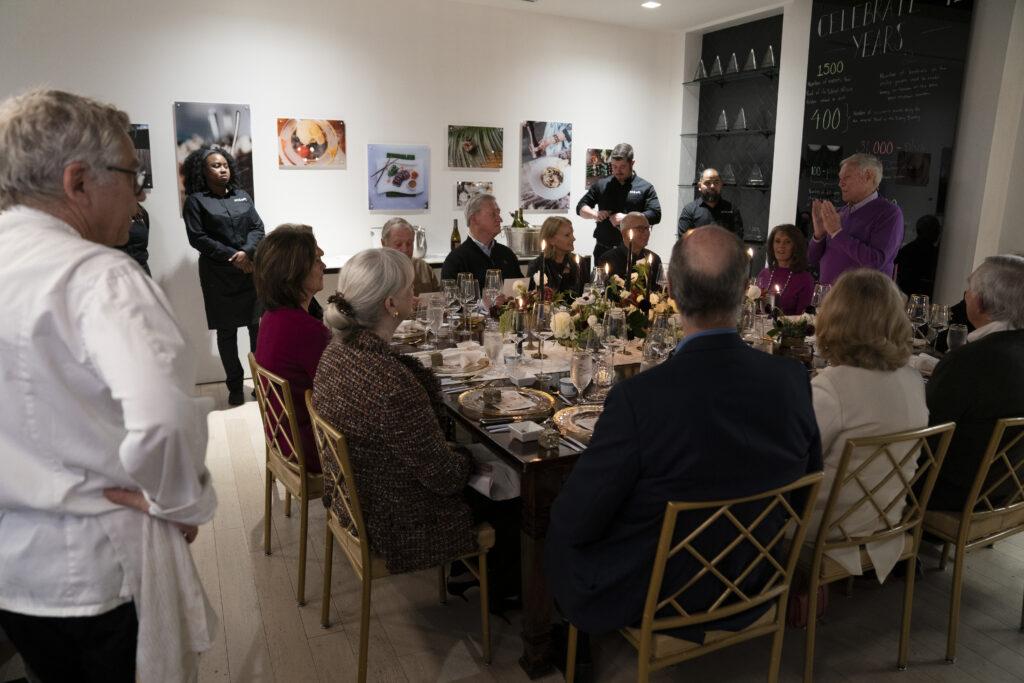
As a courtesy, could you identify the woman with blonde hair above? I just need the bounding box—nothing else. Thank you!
[526,216,582,296]
[807,268,927,581]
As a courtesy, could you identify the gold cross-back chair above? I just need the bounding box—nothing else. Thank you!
[565,471,824,683]
[248,353,324,606]
[800,422,955,682]
[306,390,494,683]
[923,417,1024,662]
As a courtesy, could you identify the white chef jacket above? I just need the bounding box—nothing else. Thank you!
[0,205,217,617]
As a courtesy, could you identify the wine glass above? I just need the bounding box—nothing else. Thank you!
[415,297,435,350]
[603,308,628,363]
[927,303,950,344]
[570,350,594,403]
[656,263,669,292]
[427,302,445,350]
[482,286,500,313]
[457,273,476,330]
[533,302,554,370]
[906,293,929,339]
[810,283,831,309]
[484,269,503,293]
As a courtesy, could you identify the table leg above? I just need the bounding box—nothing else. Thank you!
[518,462,574,679]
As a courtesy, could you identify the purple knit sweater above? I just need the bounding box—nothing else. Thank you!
[807,196,904,285]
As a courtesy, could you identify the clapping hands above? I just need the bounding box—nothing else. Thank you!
[811,200,842,239]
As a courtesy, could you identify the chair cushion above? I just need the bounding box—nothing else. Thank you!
[622,604,777,659]
[925,507,1024,545]
[797,534,914,583]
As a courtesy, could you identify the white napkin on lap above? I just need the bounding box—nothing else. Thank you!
[908,354,939,376]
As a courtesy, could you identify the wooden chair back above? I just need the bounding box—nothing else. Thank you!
[249,352,308,479]
[814,423,955,555]
[639,472,823,640]
[306,390,372,577]
[959,417,1024,533]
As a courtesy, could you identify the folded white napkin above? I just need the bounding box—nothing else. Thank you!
[908,353,939,375]
[441,348,486,369]
[395,319,424,334]
[494,390,536,412]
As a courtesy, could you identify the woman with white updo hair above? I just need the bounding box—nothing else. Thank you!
[312,248,481,572]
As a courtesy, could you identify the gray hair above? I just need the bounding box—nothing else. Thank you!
[610,143,634,162]
[380,217,414,245]
[464,192,496,226]
[968,254,1024,328]
[841,153,884,188]
[669,225,747,323]
[0,89,130,210]
[324,248,413,339]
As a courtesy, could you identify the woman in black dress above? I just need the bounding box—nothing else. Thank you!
[182,146,264,405]
[526,216,582,297]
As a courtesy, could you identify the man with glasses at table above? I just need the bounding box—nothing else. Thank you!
[0,89,216,681]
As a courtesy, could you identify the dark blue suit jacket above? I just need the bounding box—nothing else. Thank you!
[545,332,822,638]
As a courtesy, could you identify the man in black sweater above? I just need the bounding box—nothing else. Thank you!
[677,168,743,239]
[576,143,661,261]
[926,254,1024,511]
[442,193,522,288]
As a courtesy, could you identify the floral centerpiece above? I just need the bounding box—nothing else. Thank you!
[604,261,677,339]
[766,312,815,340]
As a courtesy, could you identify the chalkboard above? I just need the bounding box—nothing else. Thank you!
[797,0,974,239]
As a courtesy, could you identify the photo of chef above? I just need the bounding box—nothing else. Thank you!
[277,118,346,169]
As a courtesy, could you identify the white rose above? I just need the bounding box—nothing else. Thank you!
[746,285,762,301]
[587,314,598,327]
[532,271,541,286]
[612,275,625,287]
[552,311,574,339]
[649,292,661,305]
[630,272,639,282]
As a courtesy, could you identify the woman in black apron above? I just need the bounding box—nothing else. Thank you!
[182,146,264,405]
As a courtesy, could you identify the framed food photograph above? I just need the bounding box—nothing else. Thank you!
[520,120,572,211]
[368,144,430,211]
[128,123,153,190]
[455,180,493,208]
[585,148,613,189]
[447,125,503,169]
[277,118,346,169]
[173,101,254,210]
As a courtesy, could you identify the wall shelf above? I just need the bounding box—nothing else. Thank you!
[681,129,774,139]
[682,67,777,87]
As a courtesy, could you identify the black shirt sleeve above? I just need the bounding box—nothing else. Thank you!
[677,202,696,238]
[642,184,662,226]
[576,180,601,215]
[183,194,236,261]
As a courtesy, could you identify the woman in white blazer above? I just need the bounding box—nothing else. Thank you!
[808,268,927,582]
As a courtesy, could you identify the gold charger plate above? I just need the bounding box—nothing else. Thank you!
[433,357,490,377]
[553,405,604,444]
[458,387,555,420]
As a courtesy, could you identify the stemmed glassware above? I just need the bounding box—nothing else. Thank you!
[533,303,554,374]
[442,278,459,327]
[415,296,441,350]
[483,269,502,315]
[927,303,950,344]
[426,297,445,350]
[457,273,478,331]
[906,293,929,339]
[570,349,594,404]
[810,283,831,310]
[603,308,628,363]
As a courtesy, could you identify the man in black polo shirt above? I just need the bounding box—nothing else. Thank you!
[576,143,661,261]
[677,168,743,239]
[442,193,522,288]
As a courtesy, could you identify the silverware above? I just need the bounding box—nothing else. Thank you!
[559,438,581,452]
[563,435,587,451]
[486,425,511,434]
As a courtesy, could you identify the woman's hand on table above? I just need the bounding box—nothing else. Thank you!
[103,487,199,543]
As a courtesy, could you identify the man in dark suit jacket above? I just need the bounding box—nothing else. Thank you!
[545,225,822,640]
[441,193,522,289]
[926,254,1024,511]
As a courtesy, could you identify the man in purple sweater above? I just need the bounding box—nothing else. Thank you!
[808,153,904,285]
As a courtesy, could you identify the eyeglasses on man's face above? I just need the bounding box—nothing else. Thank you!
[106,165,147,194]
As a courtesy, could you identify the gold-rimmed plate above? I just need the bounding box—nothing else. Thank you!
[553,405,604,444]
[458,387,555,420]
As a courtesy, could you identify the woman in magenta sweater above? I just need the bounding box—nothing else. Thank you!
[757,223,816,315]
[254,224,330,473]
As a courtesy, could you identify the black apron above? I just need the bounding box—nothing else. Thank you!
[198,255,260,329]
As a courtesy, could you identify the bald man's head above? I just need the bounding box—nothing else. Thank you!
[670,225,747,326]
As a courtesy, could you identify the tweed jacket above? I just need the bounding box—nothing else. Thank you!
[313,329,475,573]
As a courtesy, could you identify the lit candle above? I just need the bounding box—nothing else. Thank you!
[769,283,780,310]
[747,247,754,259]
[575,253,581,293]
[647,253,654,289]
[627,229,635,278]
[539,239,546,302]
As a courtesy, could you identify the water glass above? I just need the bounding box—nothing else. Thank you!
[484,269,503,293]
[427,305,444,349]
[482,327,503,367]
[570,350,593,399]
[592,349,615,389]
[947,323,969,351]
[604,308,628,360]
[810,283,831,309]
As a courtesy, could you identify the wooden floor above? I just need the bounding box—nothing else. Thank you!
[192,382,1024,683]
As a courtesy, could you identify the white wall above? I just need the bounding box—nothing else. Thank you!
[0,0,682,383]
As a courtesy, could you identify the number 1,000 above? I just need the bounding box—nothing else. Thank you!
[811,108,842,131]
[817,61,844,78]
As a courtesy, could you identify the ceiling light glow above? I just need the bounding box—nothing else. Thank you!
[641,1,662,7]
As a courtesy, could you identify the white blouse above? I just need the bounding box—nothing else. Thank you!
[808,364,929,582]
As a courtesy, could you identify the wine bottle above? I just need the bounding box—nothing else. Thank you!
[450,219,461,252]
